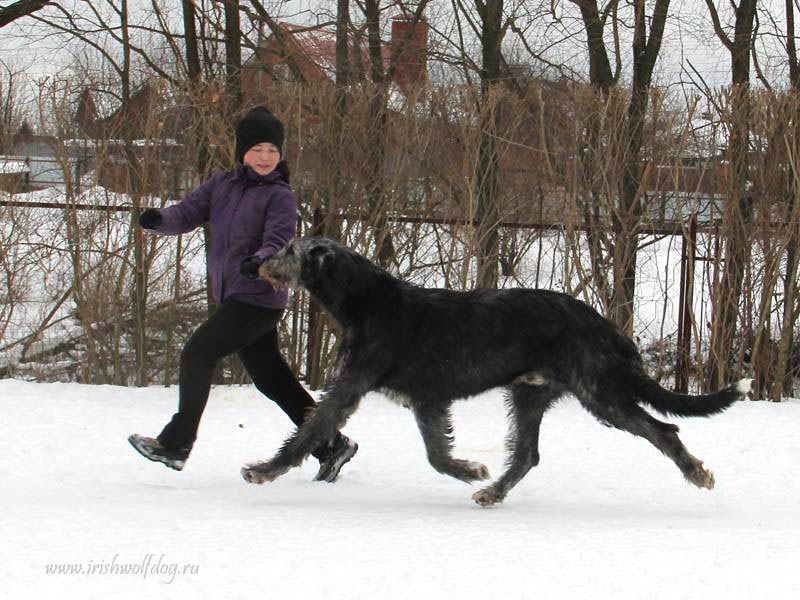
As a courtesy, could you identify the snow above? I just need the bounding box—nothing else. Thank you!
[0,160,28,174]
[1,379,798,599]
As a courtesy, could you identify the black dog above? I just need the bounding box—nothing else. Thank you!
[242,237,750,506]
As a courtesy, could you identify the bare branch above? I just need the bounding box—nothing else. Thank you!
[0,0,48,28]
[704,0,735,50]
[750,10,772,91]
[241,0,309,84]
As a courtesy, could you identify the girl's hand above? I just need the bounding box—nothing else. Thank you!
[240,255,265,280]
[139,208,162,229]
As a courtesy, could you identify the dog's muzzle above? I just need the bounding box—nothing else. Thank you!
[258,256,299,290]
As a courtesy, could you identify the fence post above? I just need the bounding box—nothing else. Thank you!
[675,213,697,393]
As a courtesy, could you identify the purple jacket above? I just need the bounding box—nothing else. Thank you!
[146,165,296,309]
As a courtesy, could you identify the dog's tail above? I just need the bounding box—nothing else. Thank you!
[630,371,751,417]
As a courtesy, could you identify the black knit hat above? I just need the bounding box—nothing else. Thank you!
[235,106,284,163]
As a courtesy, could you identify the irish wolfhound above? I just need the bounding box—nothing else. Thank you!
[241,237,750,507]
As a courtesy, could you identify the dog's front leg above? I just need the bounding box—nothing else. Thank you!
[242,380,364,484]
[413,403,490,483]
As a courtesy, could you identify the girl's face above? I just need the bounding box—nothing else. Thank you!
[243,143,280,176]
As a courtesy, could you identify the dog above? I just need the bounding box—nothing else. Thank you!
[241,237,751,506]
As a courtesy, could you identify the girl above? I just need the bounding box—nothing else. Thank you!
[128,106,357,482]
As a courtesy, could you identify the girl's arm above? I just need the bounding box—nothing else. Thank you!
[254,189,298,260]
[143,172,222,235]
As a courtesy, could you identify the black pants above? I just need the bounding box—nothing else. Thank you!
[157,299,329,460]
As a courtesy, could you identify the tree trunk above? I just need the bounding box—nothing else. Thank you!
[120,0,148,386]
[182,0,202,83]
[576,0,615,94]
[611,0,670,334]
[704,0,757,391]
[224,0,242,114]
[772,240,798,400]
[577,1,670,333]
[787,0,800,88]
[576,0,616,312]
[474,0,503,289]
[363,0,395,268]
[305,1,358,388]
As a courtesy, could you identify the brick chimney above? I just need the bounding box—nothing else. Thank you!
[390,16,429,90]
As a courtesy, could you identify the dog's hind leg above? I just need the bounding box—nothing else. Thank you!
[413,403,491,483]
[580,391,716,490]
[242,380,364,484]
[473,383,558,507]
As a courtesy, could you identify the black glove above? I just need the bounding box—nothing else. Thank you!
[240,255,265,280]
[139,208,162,229]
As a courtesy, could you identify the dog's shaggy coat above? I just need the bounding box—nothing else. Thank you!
[242,237,750,506]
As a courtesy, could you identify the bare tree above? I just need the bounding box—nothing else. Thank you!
[358,0,431,268]
[225,0,243,114]
[703,0,758,390]
[753,0,800,399]
[473,0,505,288]
[304,0,355,389]
[569,0,671,334]
[772,0,800,399]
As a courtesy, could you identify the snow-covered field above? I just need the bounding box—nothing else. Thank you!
[1,379,798,599]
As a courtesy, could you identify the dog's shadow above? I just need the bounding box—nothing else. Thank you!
[241,476,720,523]
[515,497,720,523]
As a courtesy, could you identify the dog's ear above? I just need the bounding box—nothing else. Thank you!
[308,244,336,274]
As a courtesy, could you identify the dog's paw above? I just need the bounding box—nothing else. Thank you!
[241,463,277,485]
[472,486,504,507]
[686,462,715,490]
[467,461,491,480]
[455,460,491,481]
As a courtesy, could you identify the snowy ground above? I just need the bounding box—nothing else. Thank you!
[1,379,799,599]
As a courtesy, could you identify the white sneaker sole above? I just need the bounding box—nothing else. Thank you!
[128,435,186,471]
[314,441,358,483]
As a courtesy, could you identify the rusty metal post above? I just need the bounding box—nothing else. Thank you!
[675,213,697,393]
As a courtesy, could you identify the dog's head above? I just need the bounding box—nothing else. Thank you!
[258,237,348,293]
[261,237,393,327]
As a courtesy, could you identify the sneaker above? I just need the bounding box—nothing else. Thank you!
[128,434,190,471]
[314,434,358,483]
